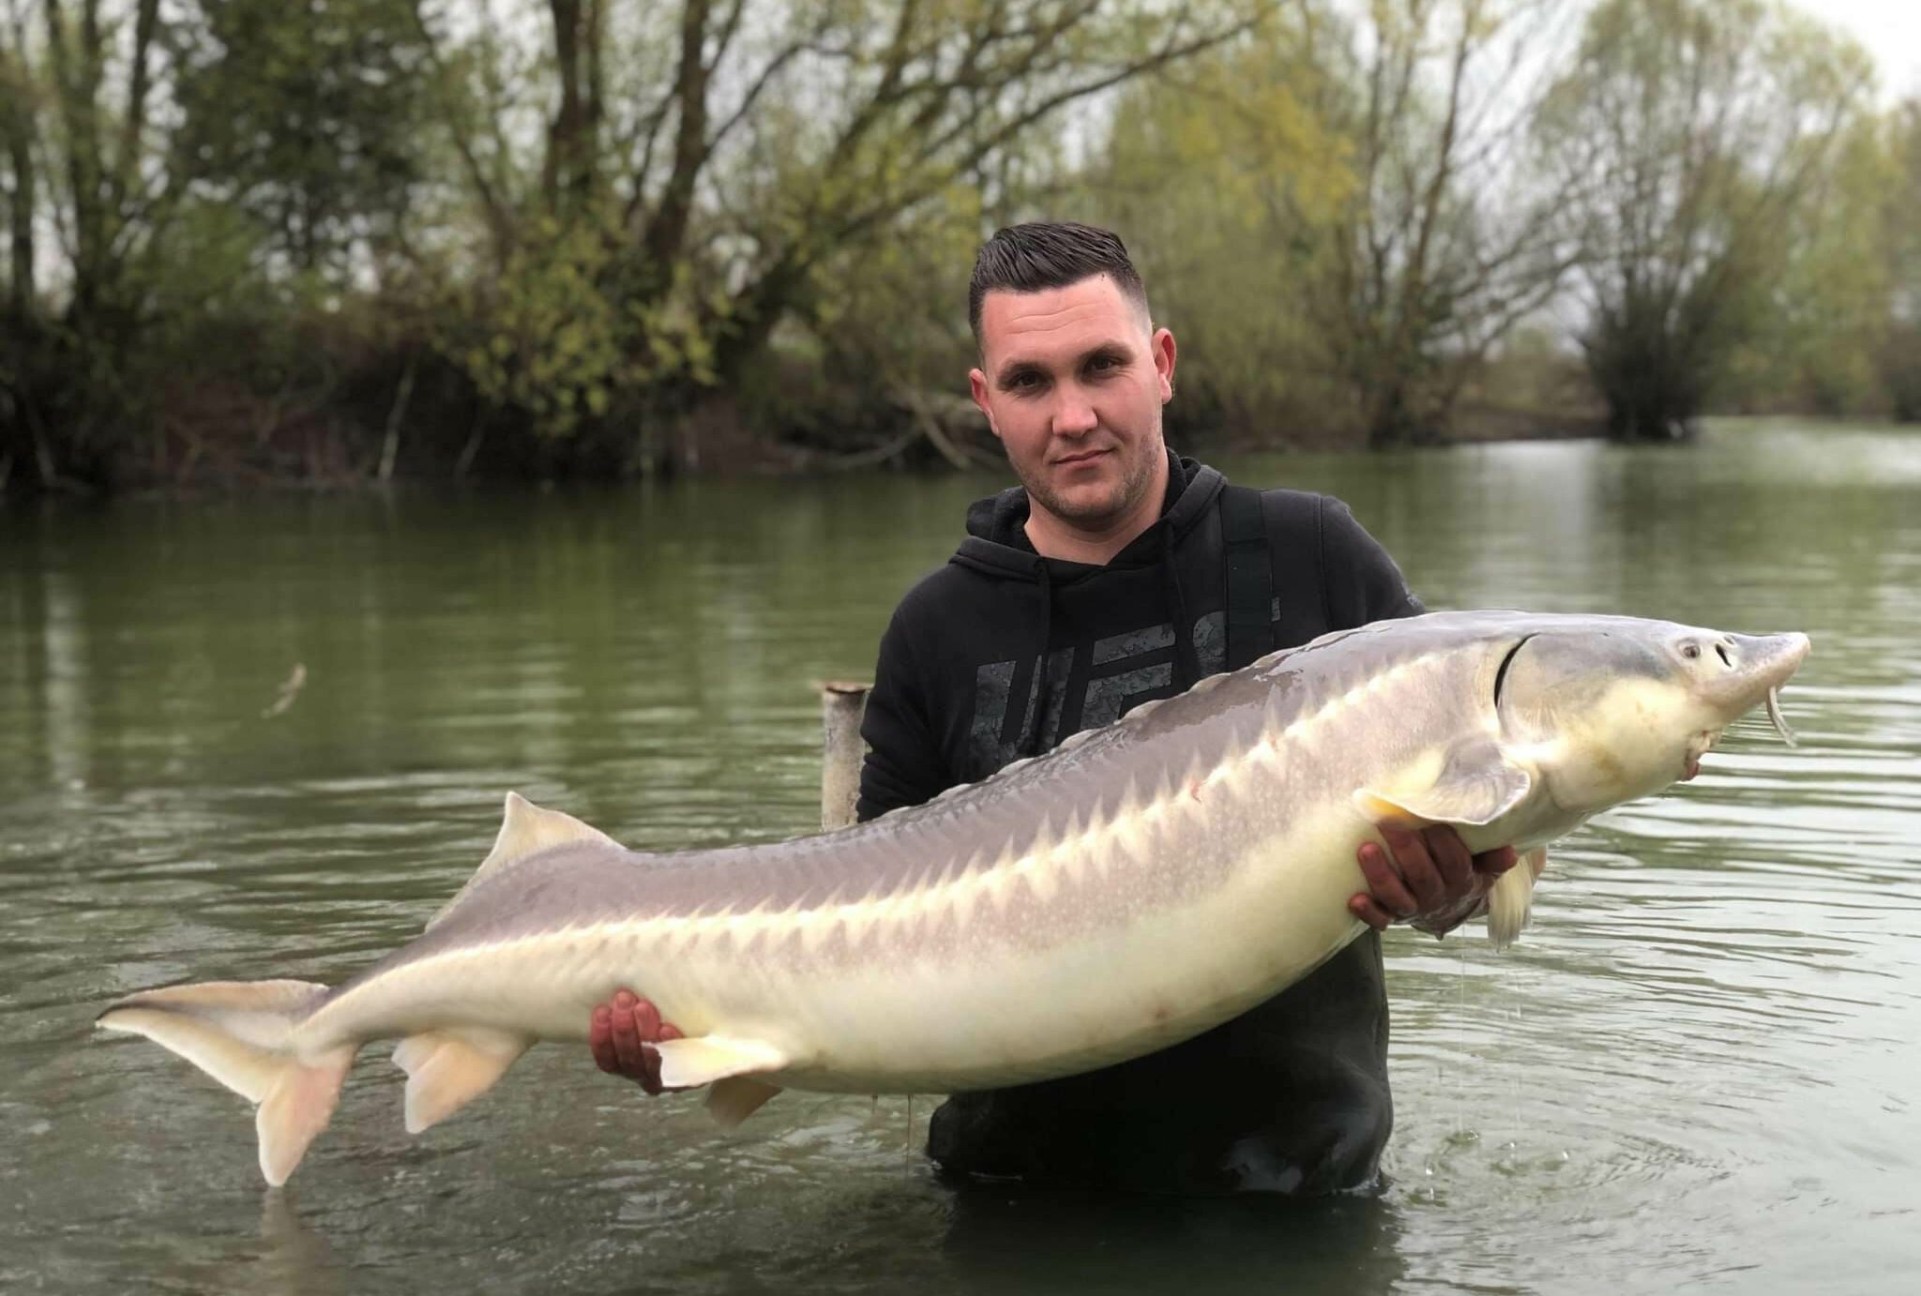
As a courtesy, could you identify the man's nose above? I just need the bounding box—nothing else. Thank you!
[1052,386,1098,435]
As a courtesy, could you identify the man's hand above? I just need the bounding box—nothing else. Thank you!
[588,989,687,1094]
[1349,825,1518,937]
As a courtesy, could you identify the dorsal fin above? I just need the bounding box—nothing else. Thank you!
[427,793,617,930]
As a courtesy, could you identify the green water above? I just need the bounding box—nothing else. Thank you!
[3,422,1918,1294]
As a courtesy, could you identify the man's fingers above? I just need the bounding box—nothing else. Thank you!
[589,1004,619,1075]
[1357,840,1418,917]
[1419,825,1475,898]
[1348,892,1395,932]
[590,989,688,1093]
[609,996,650,1081]
[1380,827,1445,912]
[634,1000,663,1092]
[1474,845,1519,876]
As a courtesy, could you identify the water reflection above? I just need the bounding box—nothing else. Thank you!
[936,1187,1407,1296]
[253,1193,345,1296]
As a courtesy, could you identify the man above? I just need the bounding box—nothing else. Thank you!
[590,222,1514,1195]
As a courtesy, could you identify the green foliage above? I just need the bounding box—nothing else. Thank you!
[1881,101,1921,422]
[1539,0,1876,439]
[1091,9,1359,443]
[437,208,725,443]
[2,0,442,485]
[1,35,36,311]
[800,183,984,393]
[1726,117,1897,416]
[413,0,1264,465]
[3,0,1918,490]
[173,0,431,279]
[1090,2,1575,449]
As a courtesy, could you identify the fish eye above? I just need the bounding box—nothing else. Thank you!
[1680,642,1700,660]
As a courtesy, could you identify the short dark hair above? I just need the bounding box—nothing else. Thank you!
[967,221,1151,347]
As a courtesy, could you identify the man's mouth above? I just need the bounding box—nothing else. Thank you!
[1053,448,1110,467]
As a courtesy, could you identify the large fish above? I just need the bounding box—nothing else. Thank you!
[97,611,1808,1185]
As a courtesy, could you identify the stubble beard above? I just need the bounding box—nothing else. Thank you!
[1020,437,1162,533]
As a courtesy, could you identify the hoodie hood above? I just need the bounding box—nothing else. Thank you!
[954,450,1225,582]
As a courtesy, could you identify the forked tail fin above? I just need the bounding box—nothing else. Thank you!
[96,980,355,1186]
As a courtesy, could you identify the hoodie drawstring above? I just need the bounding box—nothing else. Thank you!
[1162,529,1203,691]
[1018,561,1056,757]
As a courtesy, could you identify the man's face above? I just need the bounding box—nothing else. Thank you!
[969,274,1176,536]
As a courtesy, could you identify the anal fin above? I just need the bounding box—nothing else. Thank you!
[1487,846,1547,949]
[392,1027,532,1134]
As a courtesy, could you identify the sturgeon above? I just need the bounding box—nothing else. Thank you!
[97,611,1809,1185]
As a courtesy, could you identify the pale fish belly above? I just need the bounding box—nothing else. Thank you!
[298,668,1420,1087]
[298,641,1459,1085]
[645,801,1371,1095]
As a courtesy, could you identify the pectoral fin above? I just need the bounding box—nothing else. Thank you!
[1356,741,1532,827]
[1486,847,1546,949]
[651,1035,788,1091]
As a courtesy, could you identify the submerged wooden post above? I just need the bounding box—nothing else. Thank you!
[819,681,871,831]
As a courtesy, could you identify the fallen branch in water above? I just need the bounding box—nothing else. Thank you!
[262,663,308,719]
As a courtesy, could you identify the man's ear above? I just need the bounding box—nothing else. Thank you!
[969,367,1001,439]
[1152,328,1177,404]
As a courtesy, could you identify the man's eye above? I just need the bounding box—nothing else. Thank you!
[1009,372,1044,392]
[1087,355,1122,375]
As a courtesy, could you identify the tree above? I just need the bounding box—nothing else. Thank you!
[1319,0,1580,447]
[0,0,449,489]
[1725,114,1897,417]
[1538,0,1873,440]
[1091,0,1577,449]
[1881,100,1921,421]
[172,0,432,282]
[411,0,1263,469]
[1093,6,1358,443]
[0,0,190,485]
[0,1,47,484]
[1,6,35,318]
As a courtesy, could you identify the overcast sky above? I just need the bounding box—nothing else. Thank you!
[1791,0,1921,99]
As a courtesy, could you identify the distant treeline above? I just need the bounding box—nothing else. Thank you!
[1,0,1917,493]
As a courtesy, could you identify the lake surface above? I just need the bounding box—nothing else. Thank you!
[3,421,1918,1294]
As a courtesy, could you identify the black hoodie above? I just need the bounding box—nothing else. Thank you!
[856,451,1423,1195]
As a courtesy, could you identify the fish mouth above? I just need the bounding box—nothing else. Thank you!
[1684,631,1809,779]
[1683,693,1793,780]
[1682,741,1706,781]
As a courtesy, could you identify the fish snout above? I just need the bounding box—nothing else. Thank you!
[1693,630,1810,713]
